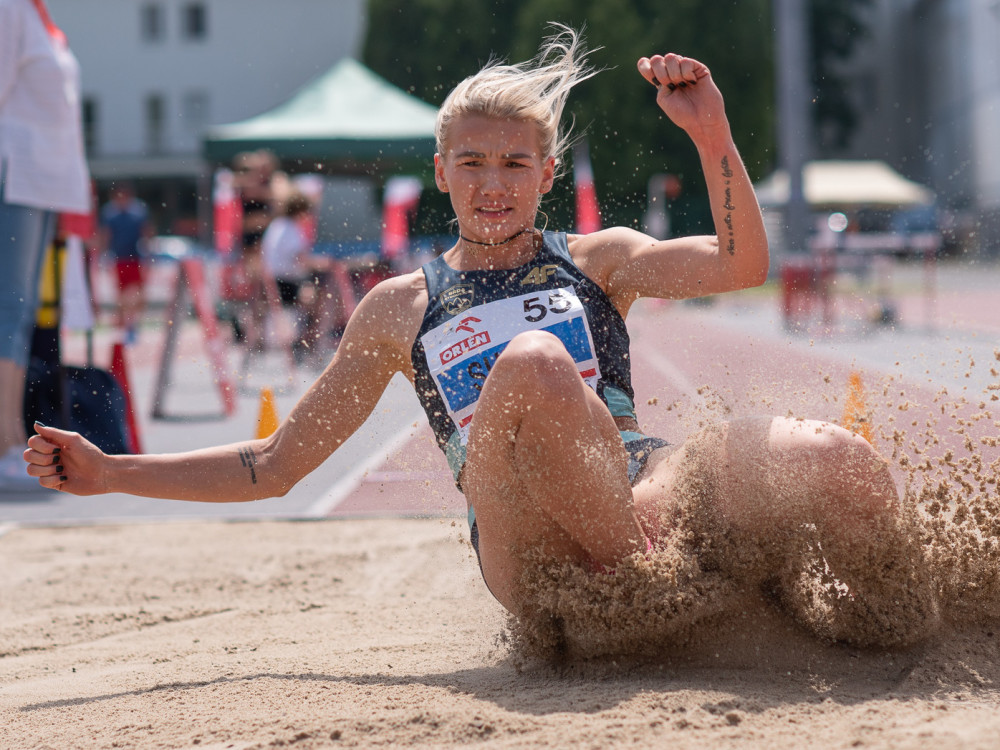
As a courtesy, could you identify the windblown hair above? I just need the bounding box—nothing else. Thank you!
[435,24,598,175]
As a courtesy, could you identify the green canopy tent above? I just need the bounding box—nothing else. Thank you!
[202,58,438,174]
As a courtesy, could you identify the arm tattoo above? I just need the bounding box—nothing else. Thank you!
[238,446,258,484]
[723,187,736,211]
[721,157,736,256]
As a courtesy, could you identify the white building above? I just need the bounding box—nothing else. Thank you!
[48,0,367,233]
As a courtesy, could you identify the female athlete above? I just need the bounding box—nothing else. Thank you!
[23,28,915,627]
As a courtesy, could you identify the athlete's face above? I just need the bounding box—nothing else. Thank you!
[435,115,555,244]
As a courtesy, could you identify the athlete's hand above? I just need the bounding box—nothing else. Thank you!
[24,423,109,495]
[637,54,728,141]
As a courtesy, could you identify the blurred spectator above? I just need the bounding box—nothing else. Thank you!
[262,191,313,307]
[234,150,275,254]
[0,0,90,489]
[99,183,151,345]
[262,191,318,363]
[231,150,283,351]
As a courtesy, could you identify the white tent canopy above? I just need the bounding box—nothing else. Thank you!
[755,160,935,209]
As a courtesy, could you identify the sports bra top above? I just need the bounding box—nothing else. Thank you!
[410,230,636,485]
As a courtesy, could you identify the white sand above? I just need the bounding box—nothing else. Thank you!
[3,518,1000,749]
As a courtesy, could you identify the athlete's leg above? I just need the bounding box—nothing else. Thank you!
[635,416,939,644]
[462,330,649,613]
[120,281,144,330]
[637,416,899,546]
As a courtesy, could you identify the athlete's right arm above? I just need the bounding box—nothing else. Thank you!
[24,274,426,501]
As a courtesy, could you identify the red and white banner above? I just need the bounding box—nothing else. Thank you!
[212,168,242,255]
[381,176,423,264]
[573,141,602,235]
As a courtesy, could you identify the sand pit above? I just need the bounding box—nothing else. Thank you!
[4,315,1000,748]
[3,517,1000,749]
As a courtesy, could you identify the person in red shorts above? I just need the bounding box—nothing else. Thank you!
[99,183,151,345]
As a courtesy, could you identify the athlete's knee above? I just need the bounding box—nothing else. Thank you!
[490,330,578,394]
[502,329,571,363]
[813,423,886,476]
[810,424,900,526]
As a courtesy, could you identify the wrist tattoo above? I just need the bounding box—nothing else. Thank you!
[238,446,258,484]
[721,157,736,256]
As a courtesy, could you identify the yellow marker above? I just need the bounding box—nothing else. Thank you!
[255,387,280,439]
[36,245,60,329]
[841,371,874,444]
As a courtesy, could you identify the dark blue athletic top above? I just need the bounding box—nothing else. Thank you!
[99,199,149,260]
[410,230,637,485]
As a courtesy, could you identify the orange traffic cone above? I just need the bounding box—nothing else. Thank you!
[841,370,874,445]
[255,387,279,439]
[109,341,143,454]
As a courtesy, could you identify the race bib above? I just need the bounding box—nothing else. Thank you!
[420,286,601,444]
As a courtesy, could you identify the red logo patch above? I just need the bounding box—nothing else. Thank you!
[440,331,492,364]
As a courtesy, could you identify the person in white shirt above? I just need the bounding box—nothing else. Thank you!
[261,191,314,305]
[261,191,318,363]
[0,0,90,490]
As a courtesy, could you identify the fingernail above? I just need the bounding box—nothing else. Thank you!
[60,475,67,481]
[56,465,63,473]
[667,83,677,91]
[679,81,687,88]
[35,421,46,427]
[53,447,61,454]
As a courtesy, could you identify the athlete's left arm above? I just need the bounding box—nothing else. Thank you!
[576,54,769,309]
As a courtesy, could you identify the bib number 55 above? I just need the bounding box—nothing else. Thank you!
[522,290,573,322]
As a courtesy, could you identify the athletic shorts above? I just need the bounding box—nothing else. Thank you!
[275,278,301,306]
[468,432,671,571]
[115,258,144,290]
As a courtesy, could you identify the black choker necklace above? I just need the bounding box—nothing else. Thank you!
[459,227,534,247]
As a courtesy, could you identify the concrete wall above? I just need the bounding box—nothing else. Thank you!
[914,0,1000,255]
[967,0,1000,208]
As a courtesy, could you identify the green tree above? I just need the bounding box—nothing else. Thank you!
[510,0,775,232]
[363,0,525,104]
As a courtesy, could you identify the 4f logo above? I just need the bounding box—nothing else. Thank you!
[521,264,558,286]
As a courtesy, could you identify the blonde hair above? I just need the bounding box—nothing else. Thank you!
[435,24,597,175]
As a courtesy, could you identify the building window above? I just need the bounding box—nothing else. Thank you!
[181,91,209,132]
[82,96,98,156]
[181,3,207,40]
[145,94,165,154]
[141,4,164,41]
